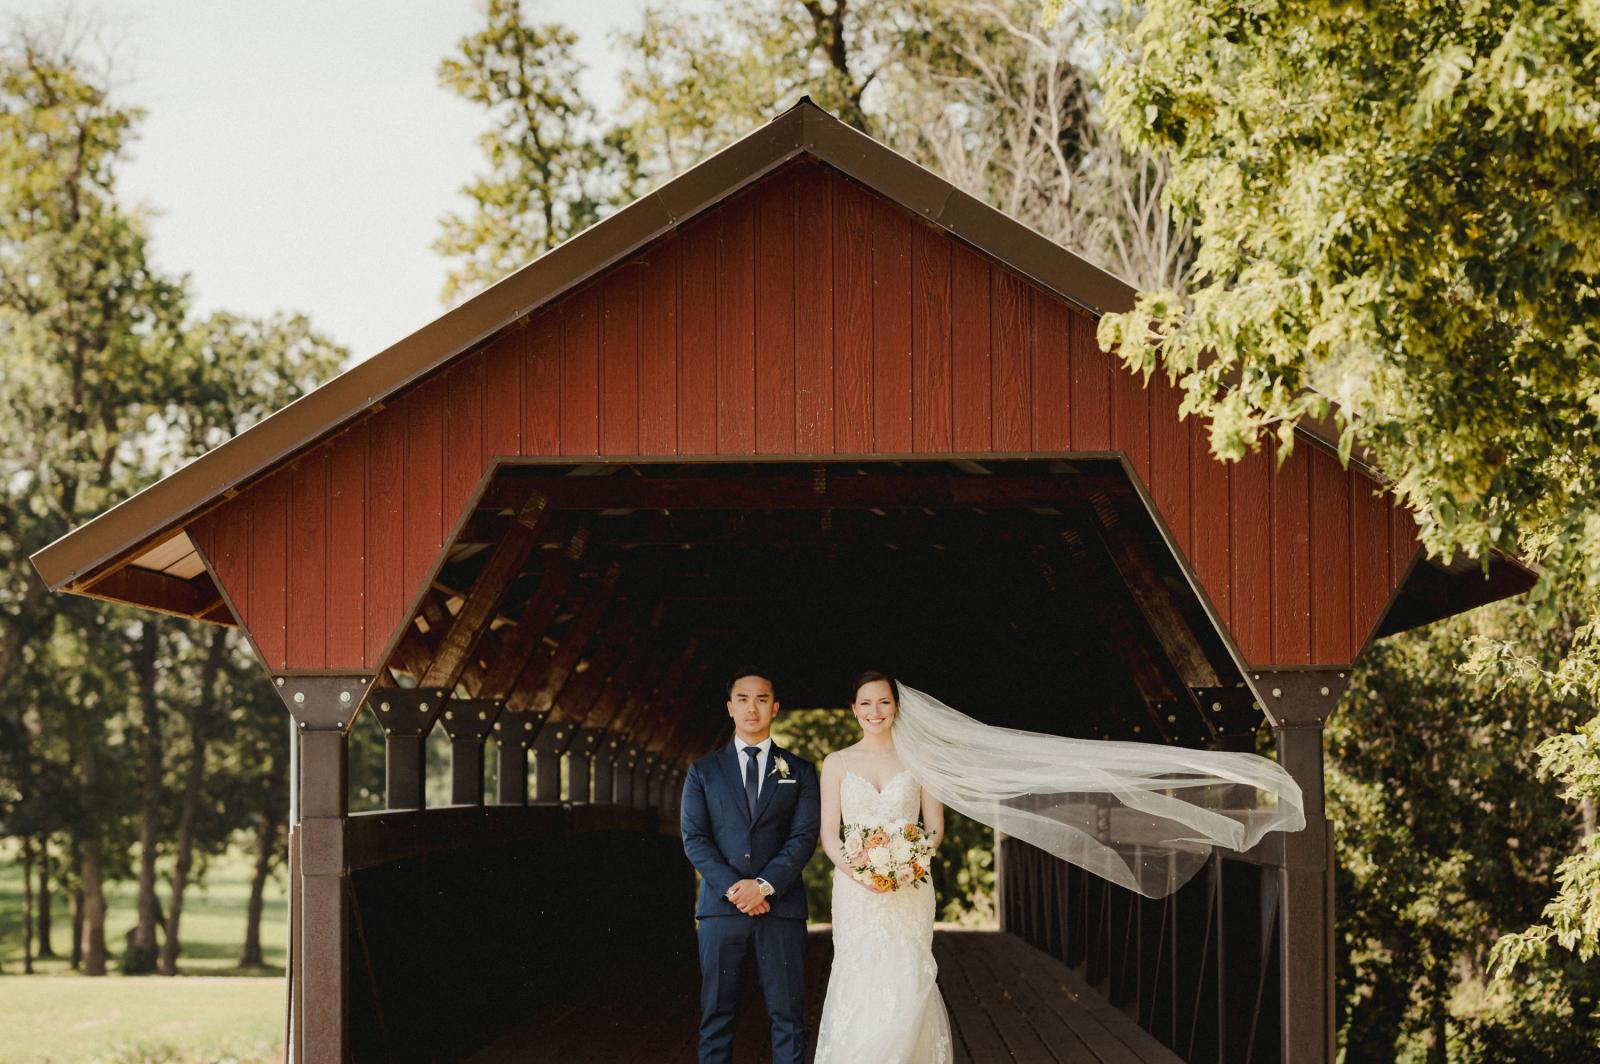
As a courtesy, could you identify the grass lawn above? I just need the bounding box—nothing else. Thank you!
[0,837,288,1063]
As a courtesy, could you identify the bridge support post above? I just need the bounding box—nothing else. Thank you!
[274,674,371,1064]
[493,709,536,804]
[1255,668,1347,1064]
[593,734,621,803]
[437,698,502,806]
[569,728,603,802]
[371,688,445,810]
[532,721,577,802]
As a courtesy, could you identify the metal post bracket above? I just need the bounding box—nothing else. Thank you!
[273,674,375,732]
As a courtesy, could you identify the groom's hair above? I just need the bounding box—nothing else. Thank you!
[851,669,900,704]
[726,666,777,699]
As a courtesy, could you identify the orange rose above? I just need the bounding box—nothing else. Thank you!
[865,830,890,849]
[910,862,926,880]
[871,874,895,893]
[902,824,921,841]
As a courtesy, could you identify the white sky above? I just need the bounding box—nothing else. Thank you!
[4,0,649,366]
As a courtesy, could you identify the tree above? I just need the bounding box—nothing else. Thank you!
[616,0,1192,290]
[1330,600,1600,1061]
[0,22,188,975]
[436,1,1190,304]
[434,0,641,304]
[1097,0,1600,978]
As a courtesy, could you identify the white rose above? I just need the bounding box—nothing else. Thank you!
[867,846,891,872]
[889,837,913,864]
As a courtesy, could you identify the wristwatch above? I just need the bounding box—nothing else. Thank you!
[757,878,775,897]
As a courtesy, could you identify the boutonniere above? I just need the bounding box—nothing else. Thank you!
[770,755,791,779]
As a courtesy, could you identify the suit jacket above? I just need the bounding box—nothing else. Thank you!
[680,741,820,920]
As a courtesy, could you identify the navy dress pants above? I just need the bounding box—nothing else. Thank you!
[696,914,807,1064]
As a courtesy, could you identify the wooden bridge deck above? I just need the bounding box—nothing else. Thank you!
[465,928,1182,1063]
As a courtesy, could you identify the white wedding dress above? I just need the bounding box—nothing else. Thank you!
[814,770,954,1064]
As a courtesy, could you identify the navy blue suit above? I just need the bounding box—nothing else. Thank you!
[681,741,819,1064]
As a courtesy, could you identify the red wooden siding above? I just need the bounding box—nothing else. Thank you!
[189,161,1407,673]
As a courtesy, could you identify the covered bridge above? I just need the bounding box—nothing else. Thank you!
[31,100,1531,1063]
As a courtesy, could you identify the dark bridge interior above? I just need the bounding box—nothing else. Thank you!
[393,458,1262,755]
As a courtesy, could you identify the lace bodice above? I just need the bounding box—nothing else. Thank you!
[840,769,921,824]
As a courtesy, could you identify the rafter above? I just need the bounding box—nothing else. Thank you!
[418,490,551,691]
[511,561,624,713]
[473,526,590,700]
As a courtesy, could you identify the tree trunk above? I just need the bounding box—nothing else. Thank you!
[75,724,108,976]
[77,832,108,975]
[242,808,279,967]
[70,886,83,970]
[37,834,55,958]
[20,833,35,974]
[159,625,227,976]
[1426,958,1449,1064]
[133,620,163,963]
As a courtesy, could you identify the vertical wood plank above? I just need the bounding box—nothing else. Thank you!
[1148,374,1191,560]
[990,268,1030,452]
[560,288,600,455]
[1068,310,1110,450]
[677,218,719,455]
[443,361,484,538]
[1308,447,1353,663]
[950,244,992,452]
[1271,443,1312,664]
[755,171,796,454]
[834,177,874,453]
[523,313,561,457]
[250,469,290,671]
[1390,501,1418,592]
[1230,444,1273,662]
[717,196,757,454]
[483,331,523,461]
[1030,291,1070,452]
[1351,474,1392,648]
[911,223,952,453]
[287,449,329,670]
[794,164,835,453]
[202,506,250,628]
[601,268,641,455]
[1111,367,1151,486]
[872,197,913,453]
[364,404,406,667]
[402,379,444,610]
[327,424,365,670]
[638,240,680,455]
[1190,423,1232,628]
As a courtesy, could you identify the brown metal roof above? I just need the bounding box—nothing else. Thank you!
[31,97,1526,622]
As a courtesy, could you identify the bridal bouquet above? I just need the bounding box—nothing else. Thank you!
[841,819,935,892]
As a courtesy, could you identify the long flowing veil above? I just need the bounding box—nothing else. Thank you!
[892,684,1305,898]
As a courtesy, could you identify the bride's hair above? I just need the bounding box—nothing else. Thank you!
[850,669,900,704]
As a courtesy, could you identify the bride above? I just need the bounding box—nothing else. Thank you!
[813,670,1305,1063]
[814,671,953,1063]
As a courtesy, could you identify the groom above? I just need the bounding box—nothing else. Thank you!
[680,667,820,1064]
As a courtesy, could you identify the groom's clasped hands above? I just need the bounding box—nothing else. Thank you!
[724,878,771,916]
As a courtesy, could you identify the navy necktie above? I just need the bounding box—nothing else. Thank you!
[744,746,761,815]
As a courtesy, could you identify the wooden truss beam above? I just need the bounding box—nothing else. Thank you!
[419,490,550,691]
[511,561,624,713]
[474,527,590,700]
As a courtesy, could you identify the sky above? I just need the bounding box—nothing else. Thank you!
[3,0,646,366]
